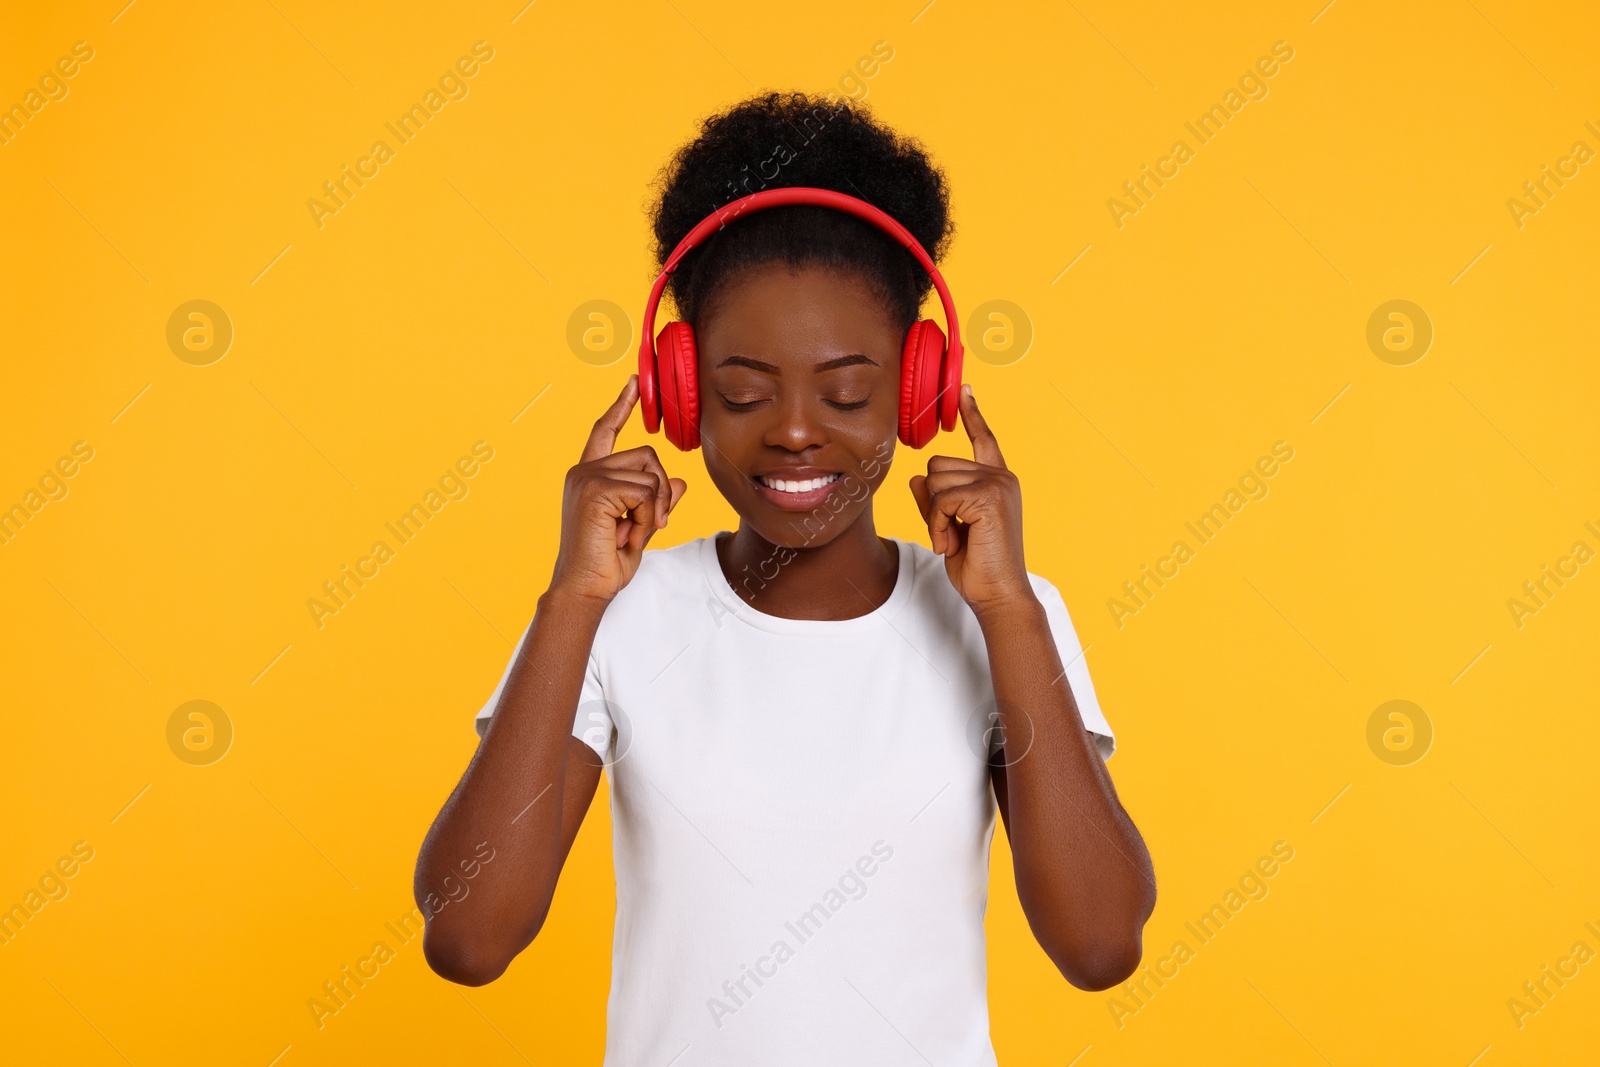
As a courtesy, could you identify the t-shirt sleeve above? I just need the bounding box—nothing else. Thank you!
[472,620,611,762]
[1027,574,1116,760]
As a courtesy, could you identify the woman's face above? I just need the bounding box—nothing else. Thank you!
[696,262,904,549]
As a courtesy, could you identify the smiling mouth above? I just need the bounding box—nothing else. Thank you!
[755,473,843,493]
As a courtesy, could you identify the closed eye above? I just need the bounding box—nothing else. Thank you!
[719,396,872,412]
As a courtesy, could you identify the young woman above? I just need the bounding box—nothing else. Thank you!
[415,92,1155,1064]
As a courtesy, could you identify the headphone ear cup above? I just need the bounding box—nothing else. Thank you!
[939,330,964,433]
[639,330,662,434]
[898,319,947,449]
[656,322,700,451]
[898,321,921,447]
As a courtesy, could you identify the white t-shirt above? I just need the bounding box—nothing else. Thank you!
[474,532,1114,1066]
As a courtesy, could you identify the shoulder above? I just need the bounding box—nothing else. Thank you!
[633,534,708,582]
[899,537,962,614]
[594,534,713,630]
[1025,569,1070,610]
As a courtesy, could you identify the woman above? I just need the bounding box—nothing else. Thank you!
[414,91,1155,1065]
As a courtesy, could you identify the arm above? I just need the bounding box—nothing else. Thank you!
[982,597,1155,991]
[414,374,686,985]
[414,591,608,986]
[909,383,1155,992]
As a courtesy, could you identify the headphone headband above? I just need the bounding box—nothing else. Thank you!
[638,187,962,427]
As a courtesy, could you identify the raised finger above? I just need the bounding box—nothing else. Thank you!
[580,374,640,464]
[958,384,1006,470]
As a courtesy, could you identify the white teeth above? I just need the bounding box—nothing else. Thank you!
[759,473,841,493]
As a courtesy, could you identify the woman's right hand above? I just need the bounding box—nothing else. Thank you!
[549,374,688,604]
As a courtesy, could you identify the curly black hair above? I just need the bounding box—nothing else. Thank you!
[649,91,953,337]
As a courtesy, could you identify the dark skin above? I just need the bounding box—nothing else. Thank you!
[414,262,1156,990]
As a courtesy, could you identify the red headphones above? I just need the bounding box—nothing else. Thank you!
[638,186,963,452]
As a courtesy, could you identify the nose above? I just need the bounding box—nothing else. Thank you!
[761,388,828,452]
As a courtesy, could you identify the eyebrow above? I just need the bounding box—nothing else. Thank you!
[714,354,879,373]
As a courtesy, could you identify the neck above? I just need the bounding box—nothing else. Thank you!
[716,509,899,621]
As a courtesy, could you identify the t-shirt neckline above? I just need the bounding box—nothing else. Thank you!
[699,530,915,635]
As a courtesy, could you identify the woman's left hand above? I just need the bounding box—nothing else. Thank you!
[909,384,1035,617]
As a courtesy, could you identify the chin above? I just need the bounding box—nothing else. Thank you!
[740,498,867,551]
[764,513,859,550]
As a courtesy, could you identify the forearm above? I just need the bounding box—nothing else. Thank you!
[978,594,1156,988]
[415,587,605,980]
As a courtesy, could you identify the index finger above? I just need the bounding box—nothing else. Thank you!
[957,383,1006,469]
[580,374,639,463]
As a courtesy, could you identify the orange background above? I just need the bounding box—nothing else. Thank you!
[2,0,1597,1063]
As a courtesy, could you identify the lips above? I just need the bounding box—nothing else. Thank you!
[757,473,840,493]
[750,469,845,511]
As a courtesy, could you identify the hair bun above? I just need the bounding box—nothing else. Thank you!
[650,91,953,332]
